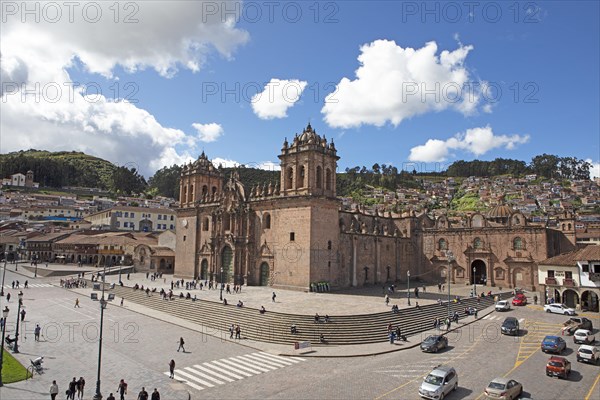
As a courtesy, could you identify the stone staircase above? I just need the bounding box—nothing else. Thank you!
[108,284,511,346]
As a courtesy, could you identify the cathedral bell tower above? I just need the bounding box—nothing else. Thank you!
[179,151,223,208]
[278,123,339,198]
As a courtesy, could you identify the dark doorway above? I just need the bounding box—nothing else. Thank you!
[471,260,486,285]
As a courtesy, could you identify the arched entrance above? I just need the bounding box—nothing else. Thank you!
[562,289,579,309]
[159,258,166,270]
[259,262,270,286]
[200,259,208,280]
[471,260,486,285]
[581,290,599,312]
[221,246,233,283]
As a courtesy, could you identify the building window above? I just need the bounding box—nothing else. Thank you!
[327,240,332,250]
[473,237,483,249]
[163,215,167,220]
[116,221,120,228]
[130,223,135,230]
[183,235,186,241]
[548,270,555,278]
[582,264,589,272]
[124,222,129,227]
[438,238,447,251]
[513,237,523,250]
[264,213,271,229]
[290,232,295,241]
[203,217,209,231]
[326,168,332,191]
[316,166,323,189]
[565,271,573,279]
[158,215,162,220]
[131,212,135,218]
[171,215,174,221]
[125,212,129,217]
[170,224,174,229]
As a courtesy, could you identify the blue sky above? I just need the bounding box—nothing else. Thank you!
[1,1,598,177]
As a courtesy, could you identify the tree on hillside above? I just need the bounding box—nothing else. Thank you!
[148,164,182,199]
[111,166,147,195]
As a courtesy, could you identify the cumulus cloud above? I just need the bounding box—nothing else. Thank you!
[251,78,307,119]
[192,123,224,143]
[0,1,248,176]
[211,157,280,171]
[408,126,530,162]
[585,159,600,179]
[322,40,486,129]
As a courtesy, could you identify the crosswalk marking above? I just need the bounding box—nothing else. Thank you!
[192,365,235,382]
[168,352,306,392]
[184,367,225,385]
[2,283,53,289]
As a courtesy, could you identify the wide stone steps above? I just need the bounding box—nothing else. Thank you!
[108,284,510,346]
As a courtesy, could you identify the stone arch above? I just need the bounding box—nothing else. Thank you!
[286,167,294,190]
[581,290,599,312]
[259,262,270,286]
[200,258,208,280]
[212,186,218,196]
[202,185,208,197]
[471,214,485,228]
[159,258,166,269]
[316,166,323,189]
[325,168,332,191]
[562,289,579,309]
[263,213,271,229]
[203,217,210,231]
[297,165,306,188]
[471,259,486,284]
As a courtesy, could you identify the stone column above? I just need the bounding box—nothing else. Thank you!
[375,237,381,284]
[352,236,357,287]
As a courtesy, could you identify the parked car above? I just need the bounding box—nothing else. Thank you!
[483,377,523,400]
[564,317,594,333]
[418,365,458,400]
[541,335,567,354]
[495,300,511,312]
[421,335,449,353]
[512,294,527,306]
[546,356,571,379]
[501,317,520,336]
[577,344,600,364]
[573,329,595,345]
[544,303,576,315]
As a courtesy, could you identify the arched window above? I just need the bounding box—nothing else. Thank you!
[264,213,271,229]
[212,186,217,195]
[202,185,208,197]
[202,217,209,231]
[438,238,447,250]
[190,184,194,201]
[327,240,332,250]
[473,237,483,249]
[326,168,332,190]
[298,165,306,188]
[316,166,323,189]
[286,167,294,190]
[513,237,523,250]
[223,213,231,231]
[183,185,188,203]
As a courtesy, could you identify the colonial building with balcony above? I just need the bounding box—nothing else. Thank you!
[538,245,600,312]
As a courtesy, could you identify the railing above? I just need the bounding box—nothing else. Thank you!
[588,272,600,282]
[563,278,577,287]
[545,277,558,285]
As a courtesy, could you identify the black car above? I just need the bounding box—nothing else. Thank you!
[501,317,520,336]
[420,335,448,353]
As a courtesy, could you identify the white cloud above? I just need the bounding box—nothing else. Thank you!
[408,126,530,162]
[192,123,224,143]
[211,157,280,171]
[251,78,307,119]
[0,2,249,176]
[585,159,600,179]
[322,40,486,129]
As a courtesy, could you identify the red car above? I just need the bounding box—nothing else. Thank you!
[512,294,527,306]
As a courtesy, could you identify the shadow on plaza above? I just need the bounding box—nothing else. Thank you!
[333,282,467,301]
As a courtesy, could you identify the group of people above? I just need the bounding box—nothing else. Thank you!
[314,313,330,323]
[229,324,242,339]
[387,323,406,342]
[60,278,87,289]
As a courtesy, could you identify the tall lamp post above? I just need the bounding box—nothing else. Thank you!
[13,292,23,353]
[446,251,454,319]
[407,270,411,306]
[473,266,477,297]
[219,267,224,301]
[34,256,38,278]
[93,265,108,400]
[0,252,6,296]
[0,306,9,387]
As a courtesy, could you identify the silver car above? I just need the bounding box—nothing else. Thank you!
[419,365,458,400]
[484,377,523,400]
[495,300,511,312]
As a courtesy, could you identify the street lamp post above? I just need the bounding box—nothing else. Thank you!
[0,253,6,296]
[0,306,9,387]
[13,292,23,353]
[446,251,454,319]
[219,267,224,301]
[34,256,38,278]
[407,270,411,306]
[473,266,477,297]
[93,265,108,400]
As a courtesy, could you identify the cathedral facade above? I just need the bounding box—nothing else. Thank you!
[174,124,577,291]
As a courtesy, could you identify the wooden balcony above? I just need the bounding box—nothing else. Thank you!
[563,278,577,287]
[545,277,558,285]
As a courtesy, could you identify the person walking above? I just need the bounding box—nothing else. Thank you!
[35,324,41,341]
[137,387,149,400]
[229,324,234,339]
[169,359,175,378]
[385,294,389,306]
[117,379,128,400]
[20,308,26,322]
[67,377,77,400]
[177,337,185,352]
[272,292,276,302]
[235,324,241,339]
[74,298,80,308]
[77,377,85,399]
[107,394,116,400]
[49,380,59,400]
[120,298,124,306]
[151,388,160,400]
[6,293,10,302]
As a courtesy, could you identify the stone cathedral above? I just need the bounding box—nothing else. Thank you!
[175,124,576,291]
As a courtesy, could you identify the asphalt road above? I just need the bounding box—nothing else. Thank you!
[1,268,599,400]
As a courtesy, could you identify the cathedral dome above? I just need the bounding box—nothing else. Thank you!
[486,204,513,219]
